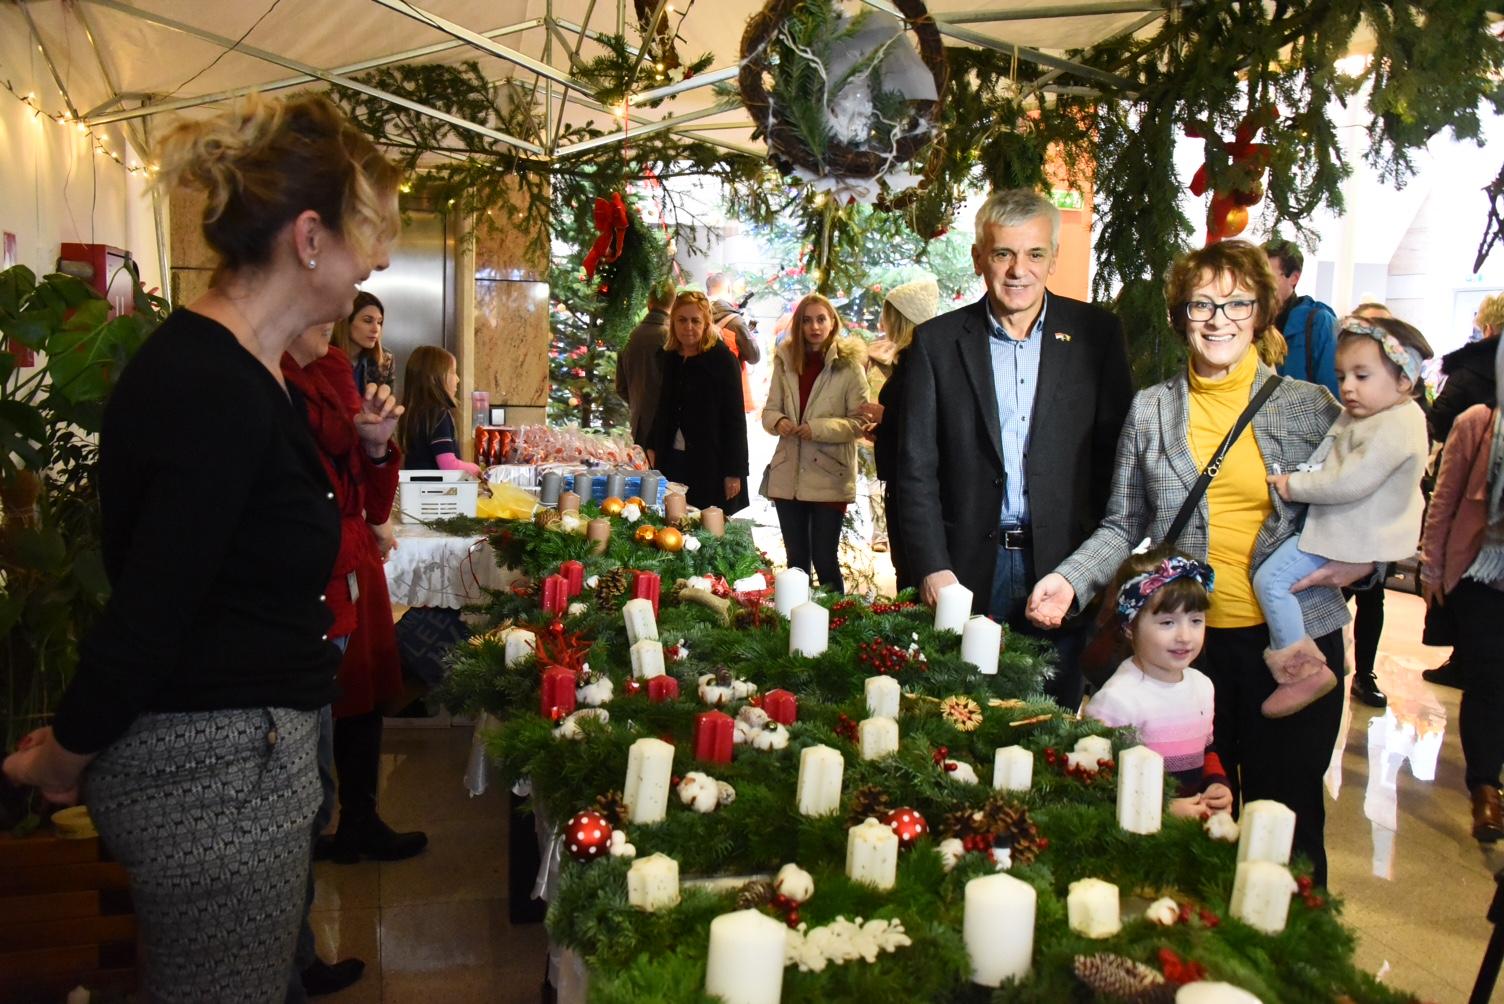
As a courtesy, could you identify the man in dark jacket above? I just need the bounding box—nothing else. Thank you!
[616,278,676,448]
[1264,237,1339,397]
[1429,295,1501,444]
[895,189,1133,708]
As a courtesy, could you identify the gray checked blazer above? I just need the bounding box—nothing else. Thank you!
[1054,361,1351,640]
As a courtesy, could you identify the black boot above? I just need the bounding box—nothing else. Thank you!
[1351,672,1387,708]
[302,957,365,996]
[328,711,428,864]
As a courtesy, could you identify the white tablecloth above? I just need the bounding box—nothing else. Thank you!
[385,523,518,609]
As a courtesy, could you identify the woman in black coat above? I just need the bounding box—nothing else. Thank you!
[648,290,749,512]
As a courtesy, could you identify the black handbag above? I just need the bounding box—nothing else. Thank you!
[1079,377,1283,683]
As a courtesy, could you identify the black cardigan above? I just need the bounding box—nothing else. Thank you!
[648,342,748,509]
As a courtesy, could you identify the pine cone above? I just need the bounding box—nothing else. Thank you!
[594,790,627,828]
[940,798,1043,866]
[1072,953,1167,1000]
[847,785,893,826]
[735,880,774,910]
[667,515,695,533]
[534,508,562,530]
[595,567,633,604]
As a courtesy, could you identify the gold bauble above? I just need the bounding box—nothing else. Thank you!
[625,496,647,509]
[655,526,684,553]
[634,524,659,545]
[601,496,626,516]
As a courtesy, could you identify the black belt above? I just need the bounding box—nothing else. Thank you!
[999,526,1032,550]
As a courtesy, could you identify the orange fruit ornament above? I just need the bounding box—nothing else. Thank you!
[1222,205,1249,238]
[655,526,684,552]
[601,496,625,516]
[634,524,658,545]
[625,496,646,508]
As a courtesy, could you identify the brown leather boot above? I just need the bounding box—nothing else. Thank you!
[1471,785,1503,843]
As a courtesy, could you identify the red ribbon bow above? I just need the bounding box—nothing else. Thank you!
[582,193,630,278]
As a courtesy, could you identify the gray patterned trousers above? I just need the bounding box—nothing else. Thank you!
[85,707,321,1004]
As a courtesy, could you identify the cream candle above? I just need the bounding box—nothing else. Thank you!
[933,581,974,633]
[1237,800,1296,865]
[964,872,1036,986]
[622,597,658,645]
[1175,982,1264,1004]
[845,817,899,890]
[629,639,666,680]
[627,853,680,912]
[704,909,786,1004]
[503,628,536,669]
[1230,860,1299,933]
[992,746,1033,792]
[788,601,829,657]
[796,744,843,816]
[623,737,675,824]
[1066,878,1122,938]
[1074,734,1114,764]
[1116,745,1164,834]
[858,716,899,761]
[774,567,810,617]
[960,616,1002,675]
[864,675,901,718]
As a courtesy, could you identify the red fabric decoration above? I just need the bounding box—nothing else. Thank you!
[762,689,798,725]
[541,666,577,720]
[582,193,629,279]
[647,675,680,703]
[694,710,735,763]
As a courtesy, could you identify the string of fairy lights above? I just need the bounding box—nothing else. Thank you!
[2,77,154,177]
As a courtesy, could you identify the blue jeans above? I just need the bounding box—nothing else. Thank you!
[1252,537,1327,651]
[988,541,1032,624]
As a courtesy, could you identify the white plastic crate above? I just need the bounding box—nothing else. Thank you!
[397,470,479,524]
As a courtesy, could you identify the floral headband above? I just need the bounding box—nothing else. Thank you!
[1117,553,1216,622]
[1341,317,1422,384]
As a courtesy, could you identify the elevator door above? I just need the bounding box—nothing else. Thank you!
[357,209,455,396]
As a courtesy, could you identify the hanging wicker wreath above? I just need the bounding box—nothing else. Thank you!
[738,0,947,183]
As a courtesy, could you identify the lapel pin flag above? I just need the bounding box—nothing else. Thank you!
[1053,332,1072,342]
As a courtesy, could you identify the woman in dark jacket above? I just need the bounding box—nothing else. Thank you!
[648,290,749,512]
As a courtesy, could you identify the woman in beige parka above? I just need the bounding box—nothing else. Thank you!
[761,293,871,593]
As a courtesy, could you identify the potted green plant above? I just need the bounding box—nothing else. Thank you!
[0,262,169,830]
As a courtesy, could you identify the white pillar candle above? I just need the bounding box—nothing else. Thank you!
[992,746,1033,792]
[788,601,829,658]
[627,853,680,912]
[623,737,675,824]
[1175,982,1264,1004]
[858,716,899,761]
[964,872,1036,987]
[1066,878,1122,938]
[960,616,1002,675]
[1116,745,1164,834]
[933,582,974,633]
[622,597,658,645]
[503,628,537,668]
[796,744,844,817]
[773,567,810,618]
[704,909,787,1004]
[1073,734,1114,764]
[1230,860,1299,934]
[845,817,899,890]
[629,639,666,680]
[1237,800,1296,865]
[864,675,901,718]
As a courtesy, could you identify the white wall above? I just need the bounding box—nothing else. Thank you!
[0,38,164,296]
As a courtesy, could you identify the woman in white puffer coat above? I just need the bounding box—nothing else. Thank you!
[761,293,871,594]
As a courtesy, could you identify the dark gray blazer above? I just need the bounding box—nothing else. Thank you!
[1055,362,1349,639]
[894,293,1133,610]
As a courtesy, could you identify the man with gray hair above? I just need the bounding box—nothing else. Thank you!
[895,189,1132,707]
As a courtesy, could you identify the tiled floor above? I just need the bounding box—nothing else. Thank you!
[313,589,1504,1002]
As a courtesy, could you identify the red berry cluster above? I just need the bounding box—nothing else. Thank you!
[1175,901,1221,928]
[834,713,860,743]
[857,639,913,674]
[1041,747,1115,782]
[1157,947,1207,985]
[1296,874,1326,909]
[869,601,919,615]
[830,617,846,630]
[768,892,801,928]
[931,746,957,773]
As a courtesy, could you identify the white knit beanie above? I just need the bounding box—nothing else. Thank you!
[884,277,940,326]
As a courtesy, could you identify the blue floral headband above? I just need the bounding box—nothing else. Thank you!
[1117,553,1216,621]
[1341,317,1422,384]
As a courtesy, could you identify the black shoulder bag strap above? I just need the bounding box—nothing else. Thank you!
[1165,375,1283,545]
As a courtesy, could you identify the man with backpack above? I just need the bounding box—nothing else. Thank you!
[1264,237,1339,397]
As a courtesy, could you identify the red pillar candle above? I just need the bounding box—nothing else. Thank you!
[540,667,577,720]
[542,574,569,615]
[633,570,661,615]
[763,689,798,726]
[560,560,585,598]
[647,675,680,703]
[694,709,735,763]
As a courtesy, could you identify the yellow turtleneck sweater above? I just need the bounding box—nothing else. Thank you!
[1186,349,1271,628]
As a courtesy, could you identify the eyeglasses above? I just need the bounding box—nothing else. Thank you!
[1184,299,1256,322]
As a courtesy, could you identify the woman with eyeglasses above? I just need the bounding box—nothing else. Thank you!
[1026,240,1373,888]
[647,290,750,512]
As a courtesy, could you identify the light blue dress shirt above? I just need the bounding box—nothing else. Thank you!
[984,293,1046,527]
